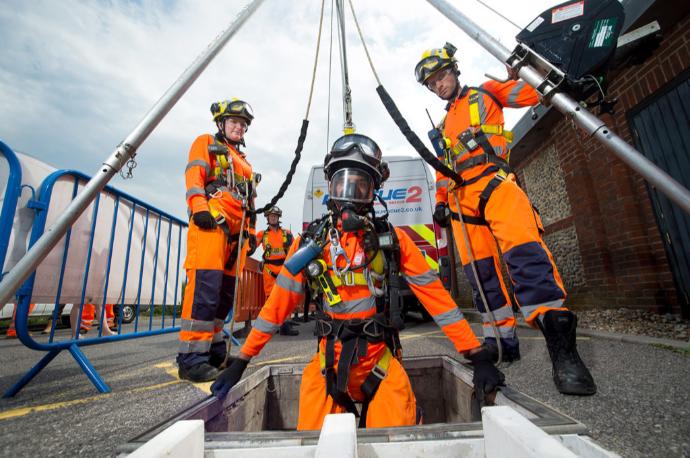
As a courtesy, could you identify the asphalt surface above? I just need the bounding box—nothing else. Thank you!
[0,315,688,457]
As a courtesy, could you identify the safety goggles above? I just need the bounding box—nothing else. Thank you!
[415,56,450,84]
[328,168,375,203]
[330,134,382,168]
[226,100,253,118]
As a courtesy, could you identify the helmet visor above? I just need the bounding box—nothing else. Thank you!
[330,134,382,168]
[329,169,375,203]
[415,55,446,84]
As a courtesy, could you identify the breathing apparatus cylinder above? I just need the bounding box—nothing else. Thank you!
[284,238,322,276]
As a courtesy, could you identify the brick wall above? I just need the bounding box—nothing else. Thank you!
[514,14,690,312]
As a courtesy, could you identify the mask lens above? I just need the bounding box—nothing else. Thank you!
[329,169,374,203]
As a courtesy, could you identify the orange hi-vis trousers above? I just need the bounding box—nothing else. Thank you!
[297,349,416,430]
[177,219,248,369]
[448,173,567,349]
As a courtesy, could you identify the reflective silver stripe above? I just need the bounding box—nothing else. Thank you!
[482,324,517,339]
[180,318,214,333]
[254,316,280,334]
[178,339,212,354]
[520,299,564,320]
[404,269,438,287]
[212,332,224,343]
[476,90,487,124]
[186,187,206,200]
[436,178,449,190]
[276,273,304,294]
[433,307,465,327]
[480,304,514,322]
[185,159,211,175]
[507,82,526,107]
[331,296,376,314]
[213,318,225,330]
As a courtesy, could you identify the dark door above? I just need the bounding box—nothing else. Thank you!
[629,69,690,317]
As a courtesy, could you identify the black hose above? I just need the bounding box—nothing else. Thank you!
[376,85,463,186]
[253,119,309,214]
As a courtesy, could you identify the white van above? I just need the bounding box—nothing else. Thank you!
[302,156,454,314]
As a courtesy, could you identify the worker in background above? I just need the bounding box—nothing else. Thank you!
[256,206,299,336]
[211,134,504,429]
[178,99,257,383]
[415,43,595,395]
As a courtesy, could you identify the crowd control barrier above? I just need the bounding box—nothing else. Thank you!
[2,157,265,397]
[0,141,22,280]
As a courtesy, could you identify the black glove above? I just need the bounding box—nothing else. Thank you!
[433,203,450,228]
[193,211,217,230]
[211,357,249,399]
[468,349,505,407]
[247,234,257,256]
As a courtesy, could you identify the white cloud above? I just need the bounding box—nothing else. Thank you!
[0,0,560,235]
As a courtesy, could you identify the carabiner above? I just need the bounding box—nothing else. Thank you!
[329,228,350,277]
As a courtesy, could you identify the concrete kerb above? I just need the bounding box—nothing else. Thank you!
[459,308,690,351]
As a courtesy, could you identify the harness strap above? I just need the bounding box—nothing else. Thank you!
[455,152,510,173]
[449,210,488,226]
[478,169,509,222]
[359,347,393,427]
[263,258,285,266]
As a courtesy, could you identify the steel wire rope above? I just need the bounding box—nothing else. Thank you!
[473,0,521,30]
[347,0,506,367]
[252,0,326,215]
[326,0,335,151]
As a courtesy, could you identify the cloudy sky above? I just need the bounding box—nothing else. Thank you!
[1,0,560,234]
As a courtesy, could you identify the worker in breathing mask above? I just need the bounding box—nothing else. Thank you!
[178,98,258,383]
[415,42,595,396]
[211,133,504,429]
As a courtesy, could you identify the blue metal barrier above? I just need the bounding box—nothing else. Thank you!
[4,169,190,397]
[0,141,22,280]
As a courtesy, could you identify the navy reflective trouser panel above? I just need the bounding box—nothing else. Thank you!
[177,268,236,369]
[450,174,566,352]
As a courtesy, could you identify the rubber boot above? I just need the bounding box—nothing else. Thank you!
[178,362,219,383]
[538,310,596,395]
[279,322,299,336]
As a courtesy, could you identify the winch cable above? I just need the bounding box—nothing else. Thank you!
[348,0,506,367]
[253,0,326,215]
[326,0,335,150]
[346,1,462,185]
[473,0,521,30]
[335,0,355,134]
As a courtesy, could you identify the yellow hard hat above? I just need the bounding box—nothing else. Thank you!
[210,98,254,125]
[414,42,458,85]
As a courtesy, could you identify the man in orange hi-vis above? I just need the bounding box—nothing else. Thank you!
[256,206,298,336]
[211,134,504,429]
[415,43,595,395]
[178,99,258,383]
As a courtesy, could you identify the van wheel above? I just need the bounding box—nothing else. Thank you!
[116,304,136,324]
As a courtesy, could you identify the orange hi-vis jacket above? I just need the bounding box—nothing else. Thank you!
[185,134,255,238]
[257,226,293,274]
[242,227,481,359]
[435,80,539,205]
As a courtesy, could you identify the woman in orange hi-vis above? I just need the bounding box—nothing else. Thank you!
[211,134,504,430]
[177,99,257,383]
[414,43,595,396]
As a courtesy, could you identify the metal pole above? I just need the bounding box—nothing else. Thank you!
[335,0,354,133]
[426,0,690,215]
[0,0,265,307]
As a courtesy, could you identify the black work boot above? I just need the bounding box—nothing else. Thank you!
[279,322,299,336]
[538,310,596,395]
[178,362,220,383]
[209,353,226,369]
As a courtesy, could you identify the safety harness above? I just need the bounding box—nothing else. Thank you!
[440,87,514,226]
[300,215,404,427]
[262,228,294,277]
[204,136,255,242]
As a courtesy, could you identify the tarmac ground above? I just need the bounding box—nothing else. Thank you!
[0,313,688,457]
